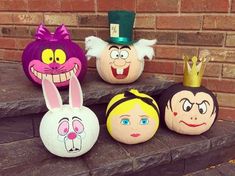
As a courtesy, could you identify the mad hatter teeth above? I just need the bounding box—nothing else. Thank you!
[116,68,124,75]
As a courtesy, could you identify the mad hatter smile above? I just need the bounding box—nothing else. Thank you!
[111,65,130,79]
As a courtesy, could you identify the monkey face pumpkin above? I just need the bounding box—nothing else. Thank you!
[96,44,144,84]
[158,83,218,135]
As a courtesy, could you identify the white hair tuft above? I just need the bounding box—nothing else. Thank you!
[85,36,108,60]
[133,39,157,61]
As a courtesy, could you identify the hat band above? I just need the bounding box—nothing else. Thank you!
[110,37,131,44]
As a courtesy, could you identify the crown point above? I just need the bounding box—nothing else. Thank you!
[192,56,197,63]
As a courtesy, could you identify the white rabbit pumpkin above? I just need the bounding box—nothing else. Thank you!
[39,75,100,158]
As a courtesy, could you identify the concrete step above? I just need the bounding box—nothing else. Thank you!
[1,62,235,176]
[184,161,235,176]
[1,121,235,176]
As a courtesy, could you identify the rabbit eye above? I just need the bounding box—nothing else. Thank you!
[58,121,69,136]
[72,120,84,134]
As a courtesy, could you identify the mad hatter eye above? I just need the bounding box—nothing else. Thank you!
[182,99,193,112]
[120,50,129,59]
[198,101,207,114]
[110,50,119,59]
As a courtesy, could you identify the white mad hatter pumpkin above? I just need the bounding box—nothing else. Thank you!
[85,10,156,84]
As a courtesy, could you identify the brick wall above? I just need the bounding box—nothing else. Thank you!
[0,0,235,121]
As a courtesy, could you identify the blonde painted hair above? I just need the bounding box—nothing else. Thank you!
[106,89,159,132]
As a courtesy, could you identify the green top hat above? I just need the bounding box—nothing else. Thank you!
[108,10,135,45]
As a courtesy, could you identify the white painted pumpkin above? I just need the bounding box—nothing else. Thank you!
[39,75,100,157]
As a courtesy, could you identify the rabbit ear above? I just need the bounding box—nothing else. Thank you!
[69,75,83,108]
[42,79,62,110]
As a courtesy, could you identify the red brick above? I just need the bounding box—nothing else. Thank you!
[97,0,136,12]
[177,32,224,46]
[137,0,178,12]
[156,45,198,60]
[198,48,235,63]
[203,15,235,30]
[1,26,31,38]
[44,13,77,26]
[87,59,96,68]
[223,64,235,79]
[78,15,108,27]
[15,38,34,50]
[0,13,13,24]
[0,49,22,61]
[175,62,222,77]
[157,16,201,30]
[218,107,235,121]
[144,60,175,74]
[231,0,235,12]
[181,0,229,13]
[97,29,109,41]
[0,0,28,11]
[217,92,235,108]
[13,13,43,25]
[226,34,235,47]
[205,78,235,93]
[0,37,16,49]
[134,31,176,45]
[69,28,97,40]
[135,15,155,29]
[28,0,60,12]
[61,0,95,12]
[74,41,85,50]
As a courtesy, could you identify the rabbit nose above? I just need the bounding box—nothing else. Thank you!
[68,132,77,140]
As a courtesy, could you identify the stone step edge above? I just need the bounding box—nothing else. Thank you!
[0,62,174,119]
[1,121,235,176]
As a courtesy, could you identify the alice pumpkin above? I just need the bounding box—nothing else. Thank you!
[157,55,219,135]
[106,89,160,144]
[22,24,87,88]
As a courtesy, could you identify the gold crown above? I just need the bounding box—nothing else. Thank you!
[183,55,209,87]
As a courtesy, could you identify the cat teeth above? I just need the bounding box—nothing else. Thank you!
[31,64,79,83]
[116,68,124,75]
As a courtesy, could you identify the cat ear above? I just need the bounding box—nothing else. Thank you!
[69,75,83,108]
[42,79,62,110]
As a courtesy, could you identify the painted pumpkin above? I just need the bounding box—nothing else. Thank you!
[157,55,219,135]
[106,89,160,144]
[22,24,87,88]
[40,75,99,157]
[85,11,156,84]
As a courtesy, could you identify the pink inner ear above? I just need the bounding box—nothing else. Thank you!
[70,76,83,108]
[43,79,62,109]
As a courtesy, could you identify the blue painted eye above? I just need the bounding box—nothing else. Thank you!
[121,118,130,125]
[140,118,149,125]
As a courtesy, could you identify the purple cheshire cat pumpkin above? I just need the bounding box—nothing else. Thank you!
[22,24,87,88]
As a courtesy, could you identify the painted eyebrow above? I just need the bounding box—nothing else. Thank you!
[179,98,194,104]
[120,45,131,50]
[119,114,131,118]
[59,117,69,123]
[72,116,82,121]
[139,115,149,118]
[109,45,119,50]
[196,100,210,106]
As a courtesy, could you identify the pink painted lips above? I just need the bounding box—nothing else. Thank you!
[111,66,130,79]
[180,120,207,127]
[131,133,141,137]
